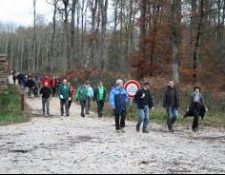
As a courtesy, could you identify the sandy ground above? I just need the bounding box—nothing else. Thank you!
[1,76,225,174]
[0,96,225,174]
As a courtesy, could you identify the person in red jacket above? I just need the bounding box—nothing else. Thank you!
[42,75,51,88]
[68,82,76,110]
[51,76,58,97]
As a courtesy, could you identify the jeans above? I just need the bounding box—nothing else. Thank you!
[60,99,70,116]
[42,98,50,114]
[97,100,104,118]
[167,107,179,130]
[137,105,150,130]
[114,110,126,131]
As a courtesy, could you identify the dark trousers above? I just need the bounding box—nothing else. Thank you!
[192,107,200,130]
[85,97,91,114]
[68,100,72,110]
[52,88,57,97]
[60,99,69,116]
[114,110,126,131]
[97,100,104,118]
[80,100,86,115]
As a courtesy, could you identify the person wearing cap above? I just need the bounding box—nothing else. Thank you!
[58,79,71,117]
[109,79,129,133]
[134,82,154,133]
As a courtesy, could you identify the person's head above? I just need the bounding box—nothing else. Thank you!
[53,76,56,79]
[144,82,150,90]
[168,81,175,89]
[44,75,48,79]
[86,81,91,87]
[116,79,124,88]
[28,76,32,80]
[99,81,103,87]
[44,82,48,87]
[194,86,201,93]
[63,79,67,85]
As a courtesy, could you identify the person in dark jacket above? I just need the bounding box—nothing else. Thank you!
[163,81,180,132]
[40,82,52,115]
[109,79,129,133]
[26,76,35,97]
[94,81,107,118]
[184,87,208,132]
[135,82,154,133]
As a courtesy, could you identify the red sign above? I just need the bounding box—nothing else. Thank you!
[124,80,141,98]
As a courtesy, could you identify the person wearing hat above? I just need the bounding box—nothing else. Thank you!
[134,82,154,133]
[109,79,129,133]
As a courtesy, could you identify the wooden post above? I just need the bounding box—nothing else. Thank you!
[21,94,25,112]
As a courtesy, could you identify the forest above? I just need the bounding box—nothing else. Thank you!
[0,0,225,91]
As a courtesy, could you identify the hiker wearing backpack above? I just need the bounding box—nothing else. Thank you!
[163,81,180,133]
[58,79,71,117]
[185,87,208,132]
[109,79,129,133]
[134,82,154,133]
[75,82,88,118]
[94,81,107,118]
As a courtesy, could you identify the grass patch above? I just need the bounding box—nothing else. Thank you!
[0,85,29,126]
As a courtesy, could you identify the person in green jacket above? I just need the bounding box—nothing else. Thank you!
[58,79,71,117]
[94,81,107,118]
[85,81,94,115]
[75,81,88,118]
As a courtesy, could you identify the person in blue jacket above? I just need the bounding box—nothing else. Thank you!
[110,79,129,133]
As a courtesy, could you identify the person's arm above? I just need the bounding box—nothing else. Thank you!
[149,91,154,109]
[176,89,180,108]
[109,89,115,109]
[201,94,208,111]
[163,89,167,108]
[103,88,107,101]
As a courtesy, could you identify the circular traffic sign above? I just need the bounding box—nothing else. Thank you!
[124,80,141,98]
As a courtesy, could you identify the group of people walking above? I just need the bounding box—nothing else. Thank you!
[12,71,208,134]
[110,79,208,134]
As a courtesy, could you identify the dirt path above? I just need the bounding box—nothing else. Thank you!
[0,97,225,174]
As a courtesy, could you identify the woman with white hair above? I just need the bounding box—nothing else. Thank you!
[109,79,129,133]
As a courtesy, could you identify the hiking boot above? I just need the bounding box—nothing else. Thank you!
[143,129,149,133]
[136,126,140,133]
[193,128,199,133]
[121,128,126,133]
[169,129,175,133]
[116,130,121,134]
